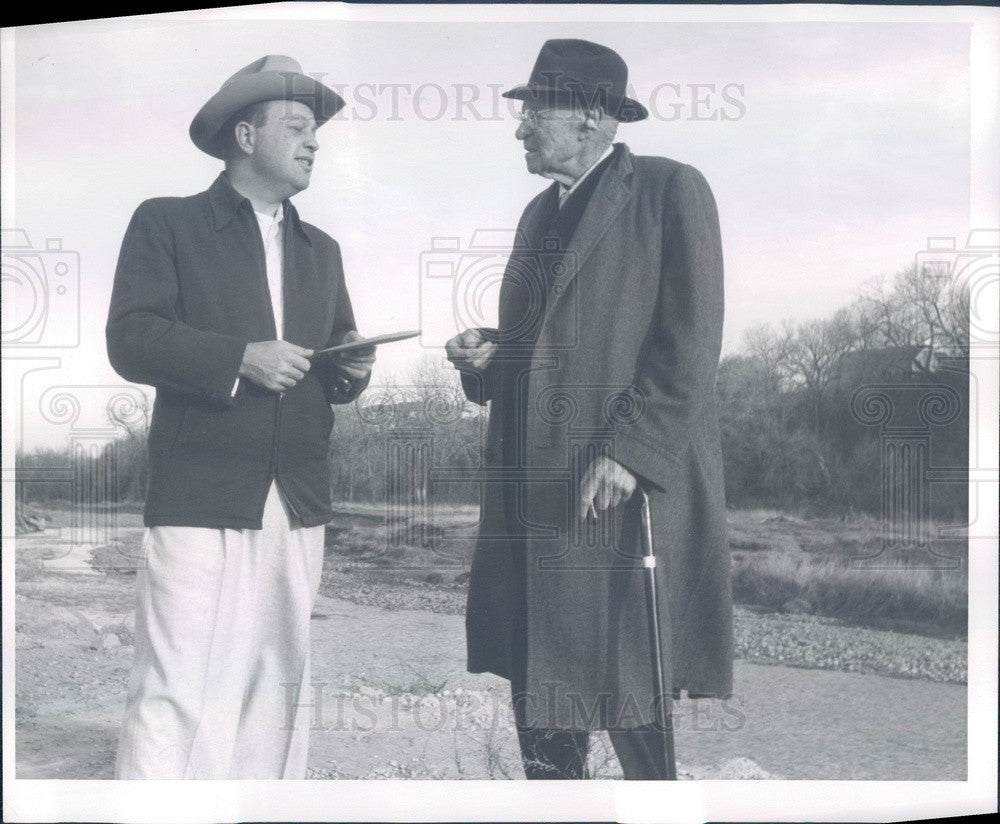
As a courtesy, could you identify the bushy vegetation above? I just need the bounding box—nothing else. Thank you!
[717,262,969,518]
[731,552,967,637]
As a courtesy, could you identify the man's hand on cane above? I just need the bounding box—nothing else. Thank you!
[579,455,637,520]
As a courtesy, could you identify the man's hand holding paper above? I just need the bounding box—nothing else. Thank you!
[328,329,377,381]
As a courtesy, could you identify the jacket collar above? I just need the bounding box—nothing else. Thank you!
[207,172,312,245]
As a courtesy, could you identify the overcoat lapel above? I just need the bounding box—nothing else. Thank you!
[542,146,635,324]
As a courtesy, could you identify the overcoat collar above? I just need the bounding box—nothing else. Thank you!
[529,142,635,320]
[207,172,312,244]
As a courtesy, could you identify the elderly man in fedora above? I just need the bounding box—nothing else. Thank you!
[446,39,733,780]
[106,56,374,779]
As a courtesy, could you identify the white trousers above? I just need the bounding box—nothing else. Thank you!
[116,481,325,779]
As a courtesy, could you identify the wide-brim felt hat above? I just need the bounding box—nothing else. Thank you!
[503,39,648,123]
[190,55,346,159]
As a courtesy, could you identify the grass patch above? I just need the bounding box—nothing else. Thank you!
[15,547,46,583]
[322,503,967,638]
[732,553,967,638]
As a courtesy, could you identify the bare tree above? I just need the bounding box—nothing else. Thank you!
[106,391,152,502]
[742,323,793,394]
[400,355,481,507]
[857,264,971,368]
[785,309,860,431]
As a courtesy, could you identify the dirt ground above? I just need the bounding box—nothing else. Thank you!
[13,520,967,781]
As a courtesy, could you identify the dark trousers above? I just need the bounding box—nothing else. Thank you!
[510,633,671,780]
[508,528,670,780]
[512,699,672,780]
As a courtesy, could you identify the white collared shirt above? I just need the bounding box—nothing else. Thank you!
[559,144,614,207]
[232,205,285,398]
[254,206,285,337]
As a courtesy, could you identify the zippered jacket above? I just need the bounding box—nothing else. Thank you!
[106,173,368,529]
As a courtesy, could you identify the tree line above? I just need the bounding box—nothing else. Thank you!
[717,262,969,516]
[16,261,970,520]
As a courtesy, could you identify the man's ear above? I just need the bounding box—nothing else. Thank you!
[582,106,605,131]
[233,121,256,156]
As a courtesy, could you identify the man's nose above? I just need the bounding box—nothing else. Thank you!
[515,120,531,140]
[305,131,319,151]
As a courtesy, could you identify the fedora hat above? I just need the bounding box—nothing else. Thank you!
[503,39,648,123]
[190,55,346,159]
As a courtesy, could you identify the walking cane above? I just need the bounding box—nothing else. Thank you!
[638,487,677,780]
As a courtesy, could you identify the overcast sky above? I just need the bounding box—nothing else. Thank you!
[3,8,980,448]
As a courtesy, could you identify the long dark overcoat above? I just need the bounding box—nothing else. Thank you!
[463,144,733,730]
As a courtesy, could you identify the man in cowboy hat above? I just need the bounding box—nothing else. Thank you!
[446,38,733,780]
[106,55,375,779]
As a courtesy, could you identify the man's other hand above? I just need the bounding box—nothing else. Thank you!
[239,340,314,392]
[579,455,637,520]
[445,327,498,373]
[331,330,376,381]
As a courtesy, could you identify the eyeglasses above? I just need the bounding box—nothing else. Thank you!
[513,108,570,129]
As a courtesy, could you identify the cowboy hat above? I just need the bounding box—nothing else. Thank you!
[503,39,648,123]
[190,55,346,159]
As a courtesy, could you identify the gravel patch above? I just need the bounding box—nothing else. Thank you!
[320,570,968,685]
[733,609,966,684]
[301,686,777,780]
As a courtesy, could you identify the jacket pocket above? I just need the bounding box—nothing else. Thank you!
[171,397,273,459]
